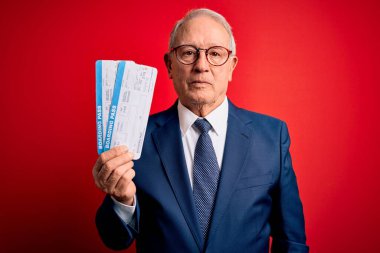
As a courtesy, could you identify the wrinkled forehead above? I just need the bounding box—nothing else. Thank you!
[173,16,231,48]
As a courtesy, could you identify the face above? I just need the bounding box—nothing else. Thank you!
[165,15,238,114]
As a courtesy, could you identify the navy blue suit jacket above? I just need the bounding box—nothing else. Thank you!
[96,100,309,253]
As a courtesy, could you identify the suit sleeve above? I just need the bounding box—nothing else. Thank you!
[95,195,140,250]
[270,122,309,253]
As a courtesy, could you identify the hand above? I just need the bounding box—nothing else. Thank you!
[92,146,136,206]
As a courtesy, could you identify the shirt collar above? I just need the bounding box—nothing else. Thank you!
[178,97,229,136]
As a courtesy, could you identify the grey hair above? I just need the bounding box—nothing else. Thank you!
[169,8,236,56]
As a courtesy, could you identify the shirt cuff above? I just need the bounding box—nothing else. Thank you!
[111,195,136,225]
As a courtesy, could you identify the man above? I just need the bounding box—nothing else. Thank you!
[93,8,309,253]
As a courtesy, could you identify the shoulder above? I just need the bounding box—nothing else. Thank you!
[229,100,286,131]
[229,101,291,151]
[145,102,178,132]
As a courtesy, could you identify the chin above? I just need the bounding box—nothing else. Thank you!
[187,90,214,102]
[189,97,216,107]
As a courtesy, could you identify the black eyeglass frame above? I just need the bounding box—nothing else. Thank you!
[170,45,233,66]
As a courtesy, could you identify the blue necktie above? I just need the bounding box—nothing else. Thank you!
[193,118,220,241]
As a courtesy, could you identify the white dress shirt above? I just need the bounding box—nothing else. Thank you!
[178,97,228,188]
[112,97,229,223]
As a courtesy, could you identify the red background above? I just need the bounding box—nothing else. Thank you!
[1,0,379,252]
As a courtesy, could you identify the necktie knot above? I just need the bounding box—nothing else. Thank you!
[194,118,212,134]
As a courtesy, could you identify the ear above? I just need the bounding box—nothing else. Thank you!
[164,53,173,79]
[228,56,238,82]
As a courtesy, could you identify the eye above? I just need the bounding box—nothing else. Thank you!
[179,47,197,58]
[208,48,225,58]
[209,51,221,57]
[183,50,195,56]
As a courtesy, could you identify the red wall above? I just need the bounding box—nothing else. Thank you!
[1,0,379,252]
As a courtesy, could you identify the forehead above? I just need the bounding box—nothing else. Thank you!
[174,15,230,48]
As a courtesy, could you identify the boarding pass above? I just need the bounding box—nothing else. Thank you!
[96,60,157,159]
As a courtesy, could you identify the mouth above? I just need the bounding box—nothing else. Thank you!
[188,80,212,86]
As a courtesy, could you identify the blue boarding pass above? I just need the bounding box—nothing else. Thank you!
[96,60,157,159]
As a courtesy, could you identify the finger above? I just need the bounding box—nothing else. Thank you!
[94,146,129,174]
[104,161,134,192]
[114,169,136,194]
[93,147,131,184]
[97,152,134,188]
[112,168,136,200]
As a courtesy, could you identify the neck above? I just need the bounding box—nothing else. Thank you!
[182,97,225,117]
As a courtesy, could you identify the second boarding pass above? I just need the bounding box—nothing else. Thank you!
[96,60,157,159]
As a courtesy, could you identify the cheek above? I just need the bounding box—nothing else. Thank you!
[172,75,187,94]
[173,75,186,90]
[172,66,189,82]
[213,70,231,87]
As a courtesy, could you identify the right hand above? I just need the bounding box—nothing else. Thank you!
[92,146,136,206]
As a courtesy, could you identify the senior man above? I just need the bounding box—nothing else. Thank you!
[93,8,309,253]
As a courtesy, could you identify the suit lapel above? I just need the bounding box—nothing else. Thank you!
[206,101,254,248]
[152,106,203,251]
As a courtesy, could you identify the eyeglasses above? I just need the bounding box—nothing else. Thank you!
[170,45,233,66]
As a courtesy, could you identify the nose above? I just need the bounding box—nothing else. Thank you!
[193,50,210,72]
